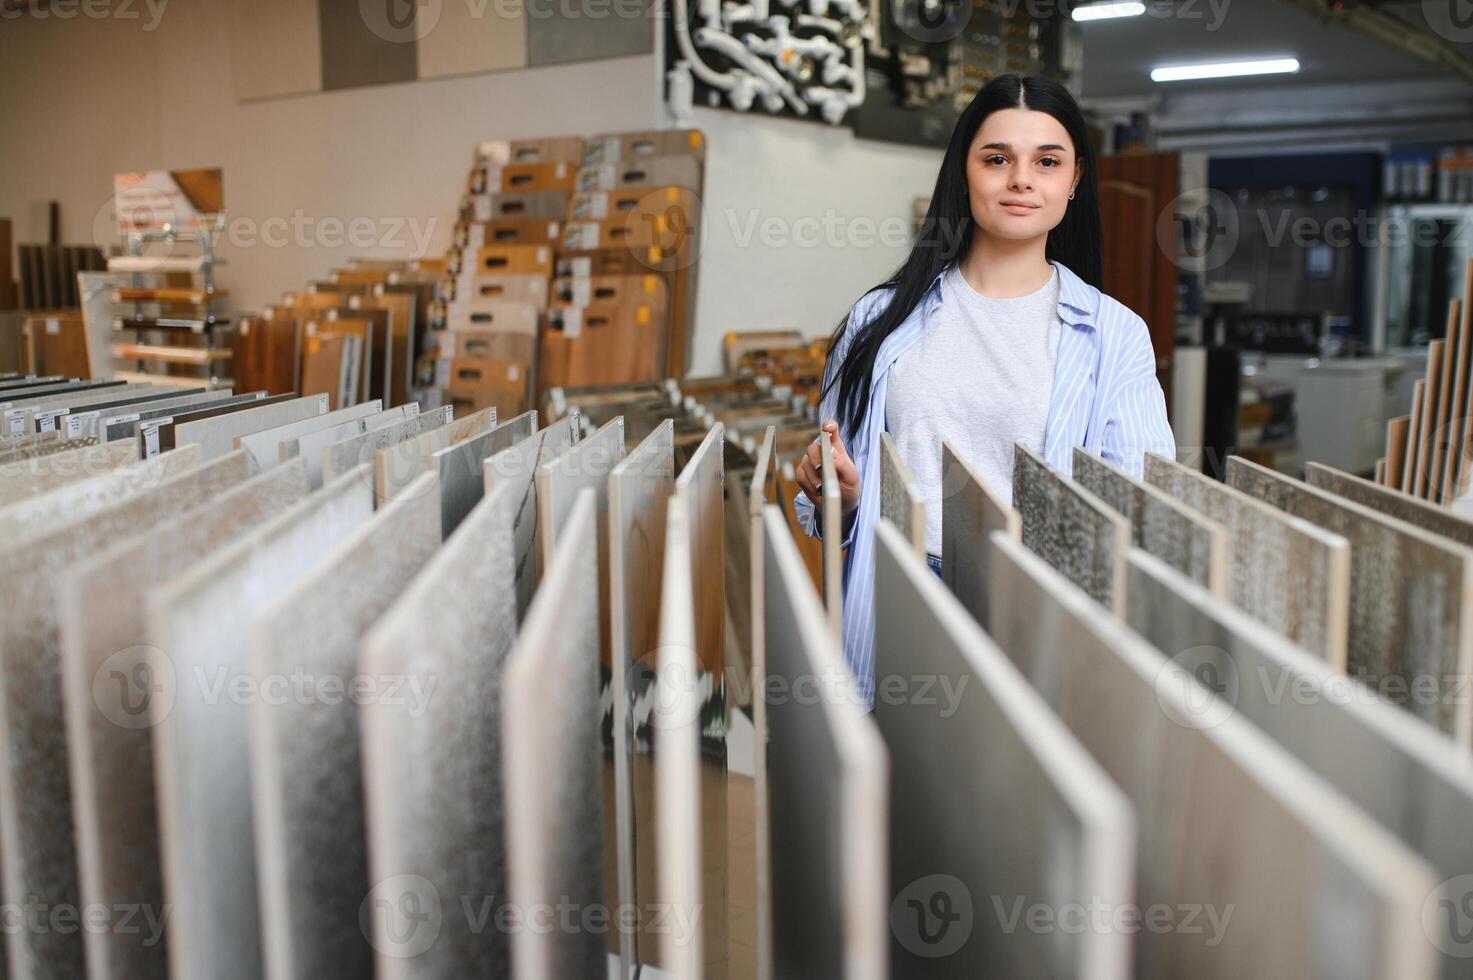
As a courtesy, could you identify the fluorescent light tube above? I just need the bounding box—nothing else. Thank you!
[1072,1,1145,21]
[1151,58,1300,82]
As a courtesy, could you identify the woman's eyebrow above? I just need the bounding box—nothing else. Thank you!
[980,142,1069,152]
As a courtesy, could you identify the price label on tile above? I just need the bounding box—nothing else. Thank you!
[45,318,60,335]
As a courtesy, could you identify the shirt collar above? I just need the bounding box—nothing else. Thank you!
[929,258,1099,331]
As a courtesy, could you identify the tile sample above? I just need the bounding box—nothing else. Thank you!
[0,447,202,548]
[762,506,887,980]
[375,406,495,507]
[1385,416,1410,490]
[416,0,527,78]
[104,392,269,444]
[484,413,580,623]
[0,439,135,506]
[989,532,1439,980]
[606,419,675,979]
[1415,339,1446,498]
[1226,455,1473,741]
[252,471,439,980]
[359,472,522,978]
[675,424,726,676]
[877,431,924,557]
[434,409,537,538]
[748,426,777,980]
[171,394,330,461]
[235,399,382,471]
[1012,443,1129,617]
[1073,447,1229,597]
[1126,548,1473,975]
[819,433,842,638]
[0,448,246,978]
[525,0,653,66]
[1405,380,1426,495]
[146,473,375,980]
[874,520,1133,978]
[289,404,417,490]
[940,442,1020,632]
[1144,453,1350,666]
[503,490,608,978]
[657,494,703,979]
[323,405,451,487]
[58,459,310,980]
[1306,461,1473,548]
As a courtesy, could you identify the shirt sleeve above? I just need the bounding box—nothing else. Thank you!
[795,291,879,544]
[1098,313,1176,477]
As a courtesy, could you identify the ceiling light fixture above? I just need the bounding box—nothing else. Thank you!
[1151,58,1301,82]
[1071,1,1146,22]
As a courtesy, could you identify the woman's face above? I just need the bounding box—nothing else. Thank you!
[964,107,1081,243]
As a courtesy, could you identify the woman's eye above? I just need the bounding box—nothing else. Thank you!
[1040,156,1060,167]
[985,155,1007,165]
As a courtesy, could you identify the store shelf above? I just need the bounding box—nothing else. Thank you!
[111,343,233,366]
[106,255,226,273]
[112,315,229,333]
[111,287,229,304]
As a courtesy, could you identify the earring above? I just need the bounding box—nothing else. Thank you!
[1068,190,1076,200]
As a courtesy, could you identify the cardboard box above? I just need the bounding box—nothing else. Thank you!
[500,161,575,193]
[458,218,562,249]
[575,156,702,195]
[474,243,553,278]
[449,299,540,335]
[452,274,549,309]
[476,136,586,167]
[463,190,569,222]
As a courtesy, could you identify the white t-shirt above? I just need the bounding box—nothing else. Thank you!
[885,263,1064,556]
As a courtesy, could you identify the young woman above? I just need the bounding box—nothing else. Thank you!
[794,73,1175,709]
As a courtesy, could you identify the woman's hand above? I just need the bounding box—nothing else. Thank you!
[796,420,862,515]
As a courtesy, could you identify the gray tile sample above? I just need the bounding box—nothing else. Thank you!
[762,506,888,980]
[656,494,703,978]
[172,394,330,461]
[146,473,375,980]
[0,447,202,549]
[1125,548,1473,976]
[4,384,170,434]
[819,433,843,638]
[1012,443,1129,617]
[323,405,451,487]
[1226,455,1473,741]
[484,414,580,623]
[359,472,521,978]
[874,520,1134,978]
[1072,447,1229,597]
[607,419,675,980]
[57,459,311,980]
[877,431,924,557]
[318,0,416,91]
[434,409,538,538]
[287,404,416,491]
[105,392,268,444]
[235,399,382,472]
[375,406,495,507]
[0,448,247,979]
[68,389,236,440]
[503,490,608,979]
[1305,461,1473,548]
[940,442,1020,633]
[254,472,440,980]
[988,532,1439,980]
[1143,453,1351,667]
[0,439,135,506]
[525,0,653,66]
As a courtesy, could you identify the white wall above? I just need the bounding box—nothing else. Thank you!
[0,3,943,374]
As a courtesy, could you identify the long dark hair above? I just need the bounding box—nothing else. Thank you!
[823,74,1102,432]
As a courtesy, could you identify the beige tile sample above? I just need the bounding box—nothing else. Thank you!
[940,442,1020,633]
[1226,455,1473,741]
[58,458,311,980]
[874,519,1133,978]
[172,394,330,461]
[989,531,1439,980]
[877,431,924,557]
[252,472,440,980]
[323,405,452,487]
[1073,447,1228,597]
[1012,443,1129,616]
[483,413,580,623]
[503,490,608,978]
[1126,548,1473,974]
[819,433,842,638]
[1144,453,1351,667]
[146,473,375,980]
[675,424,726,676]
[0,439,135,506]
[762,506,887,980]
[0,448,246,978]
[235,399,382,472]
[375,406,495,507]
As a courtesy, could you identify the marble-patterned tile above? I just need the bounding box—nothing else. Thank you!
[878,431,924,557]
[283,404,415,490]
[989,531,1438,980]
[252,472,440,979]
[1226,455,1473,741]
[235,400,383,472]
[434,410,537,538]
[374,406,495,507]
[1073,448,1228,597]
[874,519,1134,978]
[0,448,247,978]
[1126,547,1473,975]
[503,490,608,978]
[322,405,451,488]
[172,394,329,461]
[1143,453,1350,667]
[940,442,1020,633]
[762,506,887,980]
[1012,443,1129,617]
[57,458,310,980]
[0,439,135,506]
[146,472,375,980]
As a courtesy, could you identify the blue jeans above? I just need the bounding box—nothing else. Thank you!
[926,554,942,578]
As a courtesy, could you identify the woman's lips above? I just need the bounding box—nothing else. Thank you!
[1001,201,1039,214]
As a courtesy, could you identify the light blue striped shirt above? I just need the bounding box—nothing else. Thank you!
[795,258,1176,708]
